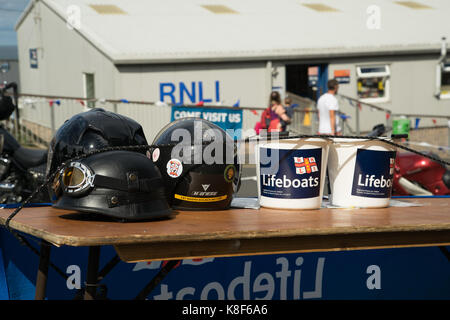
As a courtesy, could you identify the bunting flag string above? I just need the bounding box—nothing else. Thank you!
[155,101,169,107]
[48,99,60,107]
[11,94,449,133]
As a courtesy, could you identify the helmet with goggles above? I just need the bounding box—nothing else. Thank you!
[46,108,148,202]
[53,150,173,221]
[149,118,241,211]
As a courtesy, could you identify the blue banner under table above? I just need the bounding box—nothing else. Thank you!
[171,106,243,139]
[0,247,9,300]
[0,203,52,209]
[1,227,449,300]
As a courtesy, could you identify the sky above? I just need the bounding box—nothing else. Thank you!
[0,0,29,46]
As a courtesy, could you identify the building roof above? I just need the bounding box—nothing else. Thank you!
[16,0,450,64]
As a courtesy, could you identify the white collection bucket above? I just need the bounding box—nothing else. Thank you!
[327,138,397,208]
[256,138,330,210]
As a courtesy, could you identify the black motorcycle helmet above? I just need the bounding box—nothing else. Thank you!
[53,150,173,221]
[149,118,241,210]
[46,108,148,202]
[0,91,15,121]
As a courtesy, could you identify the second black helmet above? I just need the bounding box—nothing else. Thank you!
[149,118,241,211]
[46,108,148,201]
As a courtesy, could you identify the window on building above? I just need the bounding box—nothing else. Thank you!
[356,65,390,103]
[0,62,10,74]
[83,73,95,108]
[439,63,450,99]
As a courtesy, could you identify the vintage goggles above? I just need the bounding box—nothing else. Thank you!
[52,161,163,198]
[51,161,96,197]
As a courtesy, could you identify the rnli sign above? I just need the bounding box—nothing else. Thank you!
[160,81,220,105]
[171,106,242,139]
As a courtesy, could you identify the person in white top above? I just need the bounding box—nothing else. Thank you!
[317,79,341,135]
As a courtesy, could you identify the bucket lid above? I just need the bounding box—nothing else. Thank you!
[260,137,331,149]
[331,137,392,143]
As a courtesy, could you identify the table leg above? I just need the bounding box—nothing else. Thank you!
[134,260,180,300]
[439,246,450,262]
[35,240,51,300]
[73,254,120,300]
[84,246,101,300]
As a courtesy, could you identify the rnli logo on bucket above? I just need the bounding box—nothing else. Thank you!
[260,148,321,199]
[294,157,318,175]
[351,149,396,198]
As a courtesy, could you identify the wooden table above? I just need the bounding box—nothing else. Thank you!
[1,197,450,300]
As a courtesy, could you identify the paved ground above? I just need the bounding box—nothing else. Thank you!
[235,165,258,198]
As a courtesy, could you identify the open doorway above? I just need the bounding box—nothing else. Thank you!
[286,64,328,101]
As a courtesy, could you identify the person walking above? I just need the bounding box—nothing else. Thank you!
[267,91,291,132]
[255,91,291,134]
[317,79,341,135]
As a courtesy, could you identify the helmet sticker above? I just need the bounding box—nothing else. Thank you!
[224,164,236,183]
[174,194,227,203]
[152,148,160,162]
[167,159,183,178]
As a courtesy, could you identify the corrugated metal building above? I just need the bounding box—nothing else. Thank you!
[0,46,19,85]
[15,0,450,140]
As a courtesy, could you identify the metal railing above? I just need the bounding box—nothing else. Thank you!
[338,94,450,147]
[4,93,450,154]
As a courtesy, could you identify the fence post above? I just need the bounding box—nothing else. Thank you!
[50,104,55,135]
[339,112,345,135]
[310,109,315,135]
[448,121,450,148]
[355,105,360,135]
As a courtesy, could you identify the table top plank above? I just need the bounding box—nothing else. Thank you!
[114,229,450,262]
[0,198,449,247]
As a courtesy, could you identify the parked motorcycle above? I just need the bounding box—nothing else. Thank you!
[393,152,450,196]
[367,124,450,196]
[0,82,49,204]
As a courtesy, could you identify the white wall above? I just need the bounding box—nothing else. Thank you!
[16,1,117,130]
[17,1,448,138]
[115,62,270,139]
[329,56,450,132]
[17,1,274,140]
